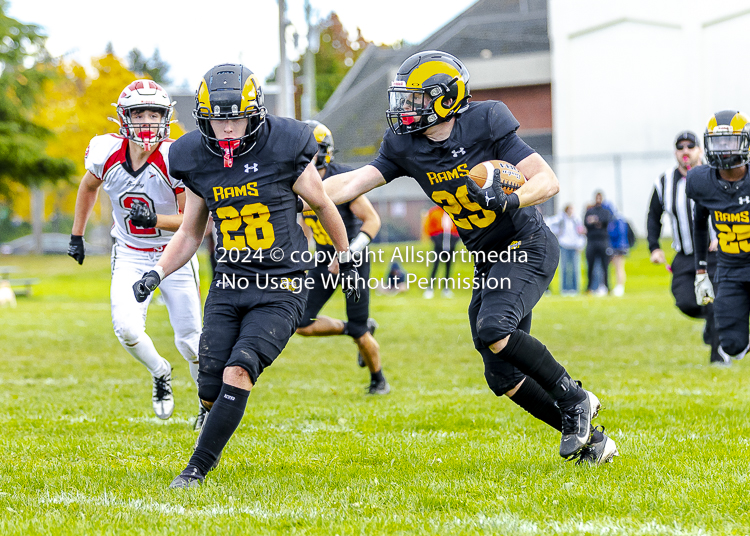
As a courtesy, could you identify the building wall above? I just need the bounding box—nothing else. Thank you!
[549,0,750,235]
[472,83,552,132]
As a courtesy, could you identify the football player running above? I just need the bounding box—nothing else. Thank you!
[68,80,203,426]
[131,64,357,488]
[296,120,389,395]
[687,111,750,363]
[322,50,618,465]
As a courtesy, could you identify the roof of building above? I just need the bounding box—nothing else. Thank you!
[316,0,550,167]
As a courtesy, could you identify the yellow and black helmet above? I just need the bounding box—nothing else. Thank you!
[386,50,471,135]
[303,120,334,169]
[704,110,750,169]
[193,64,267,158]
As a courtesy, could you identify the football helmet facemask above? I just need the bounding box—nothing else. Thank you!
[112,80,174,151]
[194,64,267,167]
[704,110,750,170]
[303,120,334,170]
[386,50,471,135]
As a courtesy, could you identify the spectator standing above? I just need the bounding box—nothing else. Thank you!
[584,192,613,294]
[547,204,586,295]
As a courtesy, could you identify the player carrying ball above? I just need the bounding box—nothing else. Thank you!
[322,50,618,465]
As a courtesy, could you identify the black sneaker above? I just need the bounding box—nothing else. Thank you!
[169,465,204,489]
[572,426,619,466]
[357,318,378,368]
[557,387,600,459]
[152,370,174,420]
[193,405,208,432]
[367,377,390,395]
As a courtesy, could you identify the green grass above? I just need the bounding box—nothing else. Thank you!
[1,243,749,535]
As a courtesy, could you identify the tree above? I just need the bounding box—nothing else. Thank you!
[311,13,369,111]
[127,47,171,85]
[0,0,75,197]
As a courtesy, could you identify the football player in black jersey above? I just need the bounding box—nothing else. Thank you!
[295,120,389,395]
[322,50,618,465]
[131,64,360,488]
[687,110,750,364]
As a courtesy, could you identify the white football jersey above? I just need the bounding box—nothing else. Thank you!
[85,134,184,249]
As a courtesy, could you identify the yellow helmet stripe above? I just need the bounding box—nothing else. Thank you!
[407,60,463,89]
[730,112,750,132]
[197,80,211,111]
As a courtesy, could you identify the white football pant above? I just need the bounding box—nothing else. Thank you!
[110,243,201,389]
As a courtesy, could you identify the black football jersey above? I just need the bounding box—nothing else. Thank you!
[686,164,750,279]
[302,162,361,252]
[169,116,318,276]
[370,100,541,253]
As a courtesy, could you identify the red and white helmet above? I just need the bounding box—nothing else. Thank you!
[113,80,175,150]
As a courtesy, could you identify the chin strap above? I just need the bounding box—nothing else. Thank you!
[218,139,241,168]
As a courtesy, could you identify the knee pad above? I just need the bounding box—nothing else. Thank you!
[476,313,515,347]
[197,356,225,403]
[113,323,142,347]
[346,320,368,339]
[676,301,703,319]
[480,347,525,396]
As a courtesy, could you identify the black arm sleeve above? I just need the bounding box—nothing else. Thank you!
[693,202,710,271]
[646,188,664,252]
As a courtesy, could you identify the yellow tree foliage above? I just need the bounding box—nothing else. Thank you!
[13,54,184,223]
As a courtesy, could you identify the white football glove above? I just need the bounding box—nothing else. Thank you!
[694,273,714,305]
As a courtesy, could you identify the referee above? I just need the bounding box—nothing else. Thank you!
[647,130,722,364]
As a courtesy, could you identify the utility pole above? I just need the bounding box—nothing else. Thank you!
[301,0,318,120]
[278,0,295,118]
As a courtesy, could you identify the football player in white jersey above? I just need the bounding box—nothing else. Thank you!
[68,80,204,428]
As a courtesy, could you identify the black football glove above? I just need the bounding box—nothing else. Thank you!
[465,169,520,213]
[129,200,157,228]
[133,270,161,303]
[296,196,304,213]
[339,259,361,303]
[68,234,85,265]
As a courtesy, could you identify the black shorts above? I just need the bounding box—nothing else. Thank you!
[298,256,371,338]
[469,226,559,349]
[199,273,308,390]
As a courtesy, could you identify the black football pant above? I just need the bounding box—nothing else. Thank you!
[714,279,750,357]
[585,241,610,291]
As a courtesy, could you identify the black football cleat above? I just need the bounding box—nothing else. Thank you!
[356,318,378,368]
[367,376,390,395]
[557,386,600,459]
[572,426,619,466]
[193,405,207,432]
[169,465,204,489]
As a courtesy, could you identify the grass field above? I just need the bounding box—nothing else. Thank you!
[1,242,749,535]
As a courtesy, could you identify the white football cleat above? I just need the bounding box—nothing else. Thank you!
[152,371,174,420]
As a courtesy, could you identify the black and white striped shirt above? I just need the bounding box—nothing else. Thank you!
[647,166,715,255]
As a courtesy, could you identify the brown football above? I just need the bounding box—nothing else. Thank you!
[468,160,526,194]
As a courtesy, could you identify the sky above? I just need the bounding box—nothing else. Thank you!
[8,0,478,91]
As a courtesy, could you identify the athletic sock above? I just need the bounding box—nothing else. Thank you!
[370,369,384,383]
[591,427,605,443]
[189,383,250,475]
[507,376,562,431]
[497,330,571,395]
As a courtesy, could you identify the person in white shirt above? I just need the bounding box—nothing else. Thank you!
[68,80,203,427]
[547,204,586,295]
